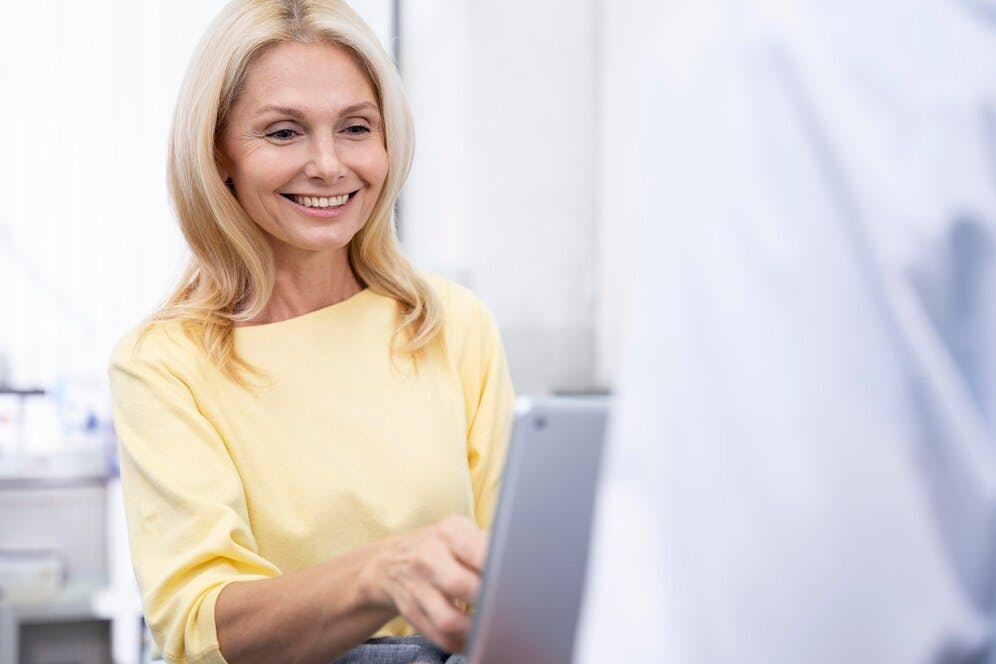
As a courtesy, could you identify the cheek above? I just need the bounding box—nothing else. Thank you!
[348,144,389,189]
[368,156,390,194]
[234,146,300,192]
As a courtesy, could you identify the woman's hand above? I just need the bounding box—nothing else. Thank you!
[363,515,489,653]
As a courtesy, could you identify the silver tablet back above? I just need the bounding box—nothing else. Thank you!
[469,397,608,664]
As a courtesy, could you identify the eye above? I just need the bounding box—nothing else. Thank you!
[343,124,372,136]
[266,128,300,141]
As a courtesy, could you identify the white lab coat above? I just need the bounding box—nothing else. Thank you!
[577,1,996,661]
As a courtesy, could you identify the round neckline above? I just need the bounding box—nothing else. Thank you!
[233,287,376,336]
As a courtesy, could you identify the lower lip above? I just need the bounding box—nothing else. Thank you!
[284,192,358,218]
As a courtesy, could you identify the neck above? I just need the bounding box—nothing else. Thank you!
[244,246,363,326]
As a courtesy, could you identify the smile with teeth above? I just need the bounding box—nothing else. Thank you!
[286,192,354,209]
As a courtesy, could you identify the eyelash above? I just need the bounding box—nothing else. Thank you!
[266,128,299,141]
[264,125,372,141]
[344,124,371,136]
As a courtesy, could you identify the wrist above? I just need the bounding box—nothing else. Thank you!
[355,538,395,613]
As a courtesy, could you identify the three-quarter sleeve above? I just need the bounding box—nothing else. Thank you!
[109,329,279,664]
[458,297,515,530]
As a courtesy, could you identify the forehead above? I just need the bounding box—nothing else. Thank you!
[237,41,378,114]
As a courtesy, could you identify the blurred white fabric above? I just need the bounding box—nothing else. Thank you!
[577,0,996,662]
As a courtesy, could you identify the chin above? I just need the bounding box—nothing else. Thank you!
[288,229,360,254]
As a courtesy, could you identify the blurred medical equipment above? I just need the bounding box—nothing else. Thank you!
[0,383,138,663]
[0,550,64,603]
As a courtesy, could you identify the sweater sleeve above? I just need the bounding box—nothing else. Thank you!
[457,295,515,530]
[109,328,279,664]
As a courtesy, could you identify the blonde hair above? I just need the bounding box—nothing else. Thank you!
[150,0,442,383]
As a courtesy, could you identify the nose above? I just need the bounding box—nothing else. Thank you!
[304,134,347,182]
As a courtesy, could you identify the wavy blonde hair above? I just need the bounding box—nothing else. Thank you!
[149,0,442,383]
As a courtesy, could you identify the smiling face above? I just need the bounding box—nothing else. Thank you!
[217,40,388,266]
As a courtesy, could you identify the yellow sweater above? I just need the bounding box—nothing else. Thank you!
[109,276,514,664]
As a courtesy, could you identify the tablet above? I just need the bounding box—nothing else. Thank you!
[468,397,609,664]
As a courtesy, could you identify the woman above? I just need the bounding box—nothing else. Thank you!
[108,1,513,662]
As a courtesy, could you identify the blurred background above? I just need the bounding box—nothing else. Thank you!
[0,1,656,661]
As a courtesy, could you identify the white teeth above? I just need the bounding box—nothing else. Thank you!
[292,194,349,208]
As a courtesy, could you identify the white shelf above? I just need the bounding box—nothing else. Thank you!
[3,575,107,622]
[0,450,107,486]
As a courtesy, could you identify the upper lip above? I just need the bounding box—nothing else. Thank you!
[282,190,357,197]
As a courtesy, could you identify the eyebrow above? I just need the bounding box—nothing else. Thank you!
[255,101,380,119]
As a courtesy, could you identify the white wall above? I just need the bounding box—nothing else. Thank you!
[397,0,471,281]
[0,1,229,387]
[402,0,601,395]
[593,0,668,387]
[402,0,664,393]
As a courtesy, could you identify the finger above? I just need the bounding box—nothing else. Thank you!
[438,517,489,573]
[408,540,481,605]
[411,582,471,653]
[429,554,481,605]
[391,581,462,654]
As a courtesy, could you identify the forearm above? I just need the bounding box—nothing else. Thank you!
[215,541,396,664]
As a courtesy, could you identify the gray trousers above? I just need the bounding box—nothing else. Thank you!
[332,636,469,664]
